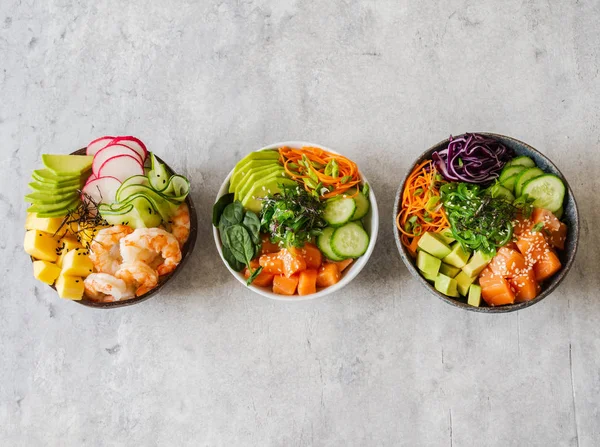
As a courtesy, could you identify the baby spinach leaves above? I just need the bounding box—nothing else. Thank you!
[213,198,262,284]
[212,193,234,226]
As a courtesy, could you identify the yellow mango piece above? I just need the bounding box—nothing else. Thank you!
[56,237,84,267]
[33,260,62,285]
[55,273,84,300]
[24,230,59,262]
[61,249,93,277]
[25,213,65,235]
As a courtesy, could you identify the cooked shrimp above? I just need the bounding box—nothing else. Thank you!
[168,203,191,247]
[89,225,134,275]
[84,273,135,302]
[120,228,182,276]
[115,261,159,296]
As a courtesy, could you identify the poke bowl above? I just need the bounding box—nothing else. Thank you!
[24,136,197,308]
[393,132,579,313]
[213,141,379,301]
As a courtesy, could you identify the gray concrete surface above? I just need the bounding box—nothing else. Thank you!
[1,1,599,446]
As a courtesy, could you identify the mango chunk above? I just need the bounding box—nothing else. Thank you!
[24,230,59,262]
[55,274,84,300]
[25,213,65,235]
[61,249,93,277]
[33,260,61,285]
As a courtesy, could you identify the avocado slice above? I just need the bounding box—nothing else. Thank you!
[42,154,94,176]
[32,170,82,187]
[435,273,459,297]
[417,232,452,259]
[232,150,279,176]
[28,197,80,216]
[241,175,296,213]
[468,284,482,307]
[235,165,284,201]
[25,190,79,205]
[28,181,81,195]
[229,159,281,193]
[416,250,442,277]
[455,271,476,296]
[439,263,460,278]
[462,250,492,278]
[442,242,472,268]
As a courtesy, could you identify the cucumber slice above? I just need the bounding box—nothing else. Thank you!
[486,183,515,202]
[331,222,370,258]
[148,153,170,192]
[317,227,345,261]
[323,197,356,227]
[499,165,525,182]
[99,194,162,229]
[162,175,190,201]
[521,174,565,213]
[508,156,535,168]
[352,190,370,220]
[514,167,544,197]
[500,174,518,193]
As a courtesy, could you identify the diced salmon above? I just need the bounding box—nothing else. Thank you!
[532,208,561,232]
[273,274,299,295]
[478,267,516,306]
[333,258,353,272]
[513,216,533,237]
[533,249,562,282]
[316,263,341,288]
[293,243,322,270]
[510,268,540,302]
[548,222,567,250]
[244,259,275,287]
[516,231,550,267]
[489,246,527,278]
[260,235,280,255]
[278,248,307,277]
[259,253,285,275]
[298,269,318,296]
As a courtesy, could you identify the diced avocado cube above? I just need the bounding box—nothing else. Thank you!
[442,242,472,268]
[462,250,492,278]
[417,250,442,277]
[417,232,452,258]
[61,249,94,277]
[24,230,59,262]
[455,271,476,296]
[439,263,460,278]
[55,273,84,300]
[468,284,482,307]
[421,269,437,282]
[33,260,61,285]
[437,229,455,245]
[434,273,459,297]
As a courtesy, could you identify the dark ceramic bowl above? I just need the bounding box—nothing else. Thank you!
[34,148,198,309]
[393,133,579,313]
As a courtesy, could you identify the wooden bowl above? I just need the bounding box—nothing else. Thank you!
[393,133,579,313]
[34,148,198,309]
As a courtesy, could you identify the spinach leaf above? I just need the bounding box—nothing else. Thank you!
[212,193,234,226]
[219,201,244,233]
[223,224,254,266]
[246,266,264,286]
[242,211,261,245]
[222,244,244,271]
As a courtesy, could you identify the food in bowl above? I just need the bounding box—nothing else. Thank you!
[396,133,569,308]
[24,136,191,304]
[213,146,371,297]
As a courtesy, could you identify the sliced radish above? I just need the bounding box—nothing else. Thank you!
[86,136,115,156]
[110,136,147,162]
[98,155,144,182]
[82,176,121,205]
[92,144,144,175]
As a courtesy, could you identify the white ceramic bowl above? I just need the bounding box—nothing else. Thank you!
[213,141,379,301]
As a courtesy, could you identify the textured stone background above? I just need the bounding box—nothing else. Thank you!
[1,1,599,446]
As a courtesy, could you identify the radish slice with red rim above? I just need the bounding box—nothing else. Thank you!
[98,155,144,182]
[86,136,115,156]
[92,144,143,175]
[109,136,147,162]
[82,176,121,205]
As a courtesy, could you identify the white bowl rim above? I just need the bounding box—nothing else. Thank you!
[212,141,380,301]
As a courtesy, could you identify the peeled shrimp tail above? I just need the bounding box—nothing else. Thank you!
[115,261,159,296]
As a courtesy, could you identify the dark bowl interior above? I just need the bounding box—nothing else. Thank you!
[393,133,579,313]
[34,148,198,309]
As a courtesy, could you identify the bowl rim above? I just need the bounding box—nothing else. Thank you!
[213,141,380,301]
[393,132,580,313]
[34,148,198,309]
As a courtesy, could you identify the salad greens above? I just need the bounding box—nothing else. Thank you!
[260,183,327,248]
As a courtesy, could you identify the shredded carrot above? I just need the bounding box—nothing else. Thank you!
[396,159,450,256]
[279,147,362,199]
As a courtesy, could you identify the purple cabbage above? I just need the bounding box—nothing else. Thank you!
[432,133,513,185]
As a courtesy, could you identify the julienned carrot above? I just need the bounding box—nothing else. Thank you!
[279,147,362,199]
[396,159,450,255]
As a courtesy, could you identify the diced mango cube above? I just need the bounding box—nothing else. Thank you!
[25,213,65,234]
[55,273,84,300]
[33,260,62,285]
[56,238,84,267]
[24,230,59,262]
[61,249,93,277]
